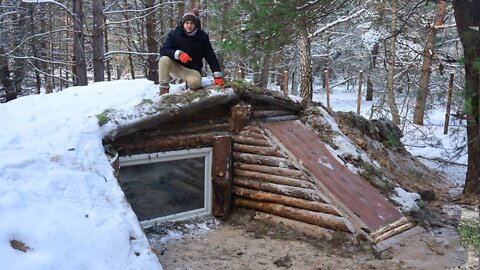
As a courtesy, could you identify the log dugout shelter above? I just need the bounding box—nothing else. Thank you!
[104,86,415,248]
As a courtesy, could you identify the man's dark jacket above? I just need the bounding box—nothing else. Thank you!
[160,23,221,74]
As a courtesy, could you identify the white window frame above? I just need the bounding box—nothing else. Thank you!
[119,147,212,228]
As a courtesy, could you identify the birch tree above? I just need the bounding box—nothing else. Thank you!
[385,0,400,125]
[413,0,447,125]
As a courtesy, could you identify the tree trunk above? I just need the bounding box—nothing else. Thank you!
[385,0,400,125]
[28,4,41,94]
[413,0,447,125]
[0,47,16,102]
[103,0,111,81]
[122,0,135,79]
[72,0,87,86]
[299,29,313,100]
[453,0,480,198]
[259,53,271,88]
[92,0,105,82]
[366,42,379,101]
[145,0,158,83]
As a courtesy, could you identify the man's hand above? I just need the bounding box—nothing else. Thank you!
[213,77,224,86]
[179,52,192,63]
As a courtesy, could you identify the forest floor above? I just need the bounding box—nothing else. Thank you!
[147,161,478,269]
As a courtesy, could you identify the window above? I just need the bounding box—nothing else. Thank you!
[118,148,212,227]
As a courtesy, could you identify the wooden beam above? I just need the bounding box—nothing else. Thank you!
[233,143,284,157]
[233,186,340,216]
[234,162,306,179]
[233,152,297,169]
[229,103,252,133]
[211,135,232,218]
[233,177,323,202]
[234,169,315,189]
[234,197,353,232]
[232,136,271,147]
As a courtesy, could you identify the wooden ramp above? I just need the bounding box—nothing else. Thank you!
[264,120,413,241]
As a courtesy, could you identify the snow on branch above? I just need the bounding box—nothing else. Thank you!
[309,8,365,39]
[21,0,72,16]
[296,0,323,10]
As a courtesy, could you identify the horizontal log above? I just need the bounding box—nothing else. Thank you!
[232,135,271,147]
[115,132,225,155]
[234,169,315,189]
[370,217,411,239]
[233,152,296,169]
[233,186,339,216]
[233,177,322,202]
[373,222,415,244]
[239,91,301,112]
[262,115,299,122]
[252,110,296,118]
[234,197,352,232]
[234,162,306,179]
[233,143,284,157]
[153,122,231,137]
[235,130,267,140]
[109,88,237,140]
[241,126,264,134]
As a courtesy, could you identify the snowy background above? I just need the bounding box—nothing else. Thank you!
[0,78,467,269]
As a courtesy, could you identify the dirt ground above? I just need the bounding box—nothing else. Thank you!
[147,204,478,270]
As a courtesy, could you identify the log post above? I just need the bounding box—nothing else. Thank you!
[237,68,244,80]
[443,73,454,135]
[324,69,331,109]
[229,103,252,134]
[282,70,289,95]
[211,135,232,218]
[357,70,363,115]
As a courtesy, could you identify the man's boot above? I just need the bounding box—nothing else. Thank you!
[159,83,170,95]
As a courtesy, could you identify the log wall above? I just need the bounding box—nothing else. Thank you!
[232,125,354,233]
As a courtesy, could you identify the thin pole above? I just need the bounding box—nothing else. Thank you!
[324,70,330,109]
[357,71,363,115]
[443,73,455,135]
[282,70,289,95]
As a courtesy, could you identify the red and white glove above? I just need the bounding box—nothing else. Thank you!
[178,52,192,63]
[213,72,224,86]
[213,77,224,86]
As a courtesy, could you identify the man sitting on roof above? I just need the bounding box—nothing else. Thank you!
[159,8,224,95]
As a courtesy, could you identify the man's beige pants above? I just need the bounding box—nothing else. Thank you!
[159,56,202,90]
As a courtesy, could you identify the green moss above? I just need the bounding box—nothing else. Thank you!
[458,219,480,251]
[358,161,390,190]
[385,130,400,148]
[96,109,113,126]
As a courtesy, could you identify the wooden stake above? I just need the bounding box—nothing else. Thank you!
[443,73,454,135]
[283,70,289,95]
[357,71,363,115]
[237,68,244,80]
[324,70,331,109]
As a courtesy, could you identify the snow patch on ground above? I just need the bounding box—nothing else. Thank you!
[390,187,421,213]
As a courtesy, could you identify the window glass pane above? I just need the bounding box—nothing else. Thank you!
[119,157,205,221]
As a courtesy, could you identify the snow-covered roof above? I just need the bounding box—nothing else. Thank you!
[0,78,301,269]
[0,79,166,270]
